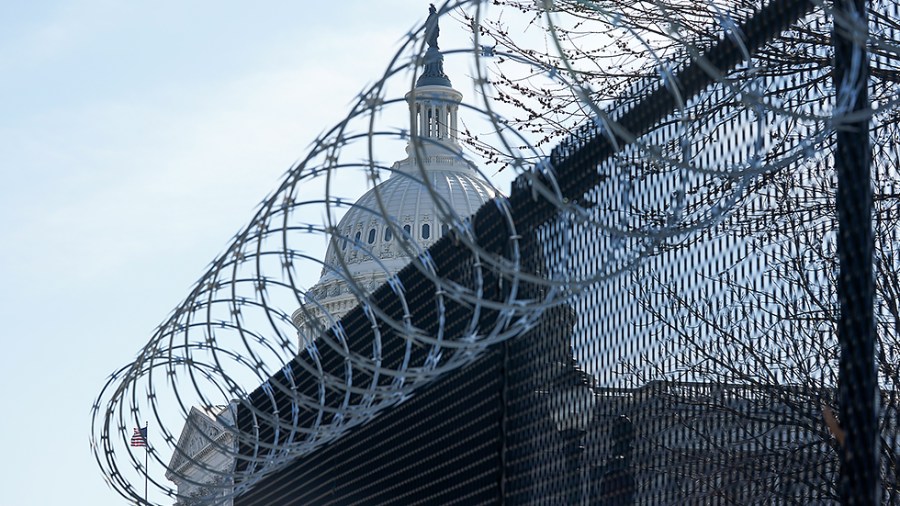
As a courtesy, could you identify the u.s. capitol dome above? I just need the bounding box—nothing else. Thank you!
[291,24,498,343]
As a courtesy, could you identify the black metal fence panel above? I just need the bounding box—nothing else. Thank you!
[92,0,900,504]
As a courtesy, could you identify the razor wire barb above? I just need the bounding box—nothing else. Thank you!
[91,0,899,504]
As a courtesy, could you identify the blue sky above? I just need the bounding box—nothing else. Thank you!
[0,1,498,504]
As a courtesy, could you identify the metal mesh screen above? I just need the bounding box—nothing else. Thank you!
[92,0,900,504]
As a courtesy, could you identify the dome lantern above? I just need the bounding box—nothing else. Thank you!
[402,4,464,163]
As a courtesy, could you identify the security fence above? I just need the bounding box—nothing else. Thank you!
[93,0,899,504]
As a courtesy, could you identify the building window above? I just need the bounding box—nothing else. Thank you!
[441,223,449,236]
[403,224,411,237]
[368,228,376,244]
[422,223,430,239]
[355,231,361,243]
[384,227,392,242]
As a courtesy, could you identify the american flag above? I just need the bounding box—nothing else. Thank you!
[131,426,147,447]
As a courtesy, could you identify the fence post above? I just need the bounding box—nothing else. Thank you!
[833,0,877,504]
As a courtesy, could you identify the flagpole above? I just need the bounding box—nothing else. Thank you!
[144,421,148,506]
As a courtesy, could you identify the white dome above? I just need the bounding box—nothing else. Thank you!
[293,157,497,335]
[291,83,498,338]
[320,166,496,283]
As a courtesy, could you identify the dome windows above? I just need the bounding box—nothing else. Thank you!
[313,173,496,285]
